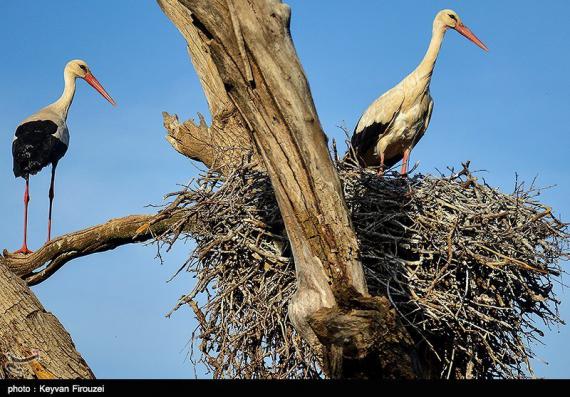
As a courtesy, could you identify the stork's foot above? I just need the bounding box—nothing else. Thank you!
[13,245,33,255]
[377,162,386,177]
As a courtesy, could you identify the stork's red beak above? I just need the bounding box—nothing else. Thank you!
[455,23,489,52]
[84,73,116,106]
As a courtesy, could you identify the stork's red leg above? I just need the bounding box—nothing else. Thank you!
[400,148,415,196]
[47,163,57,242]
[378,152,385,177]
[14,177,33,255]
[401,148,411,177]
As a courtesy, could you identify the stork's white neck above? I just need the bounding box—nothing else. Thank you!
[416,23,447,81]
[49,69,77,119]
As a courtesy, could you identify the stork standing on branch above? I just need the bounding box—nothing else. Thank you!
[348,9,488,176]
[11,60,115,255]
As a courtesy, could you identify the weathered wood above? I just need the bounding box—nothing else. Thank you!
[225,0,368,356]
[0,262,93,379]
[158,0,257,173]
[158,0,422,378]
[1,212,187,285]
[308,295,420,379]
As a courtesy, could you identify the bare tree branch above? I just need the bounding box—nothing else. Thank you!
[1,212,187,286]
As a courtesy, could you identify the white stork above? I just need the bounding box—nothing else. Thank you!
[12,59,115,254]
[349,9,488,175]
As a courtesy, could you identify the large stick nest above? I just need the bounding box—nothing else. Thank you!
[160,161,568,379]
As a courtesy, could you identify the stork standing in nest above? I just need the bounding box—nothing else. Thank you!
[11,60,115,255]
[349,9,488,176]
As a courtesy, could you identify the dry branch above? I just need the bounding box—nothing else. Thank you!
[1,211,190,286]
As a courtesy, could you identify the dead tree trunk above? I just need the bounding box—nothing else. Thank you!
[158,0,425,378]
[0,262,93,379]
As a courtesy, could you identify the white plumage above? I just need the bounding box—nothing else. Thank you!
[349,9,487,175]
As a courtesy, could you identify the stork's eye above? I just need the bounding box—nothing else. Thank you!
[79,65,87,71]
[449,14,457,21]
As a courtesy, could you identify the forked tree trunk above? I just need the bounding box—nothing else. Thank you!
[158,0,425,378]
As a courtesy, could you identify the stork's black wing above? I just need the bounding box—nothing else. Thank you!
[351,118,390,155]
[12,120,68,178]
[348,100,403,166]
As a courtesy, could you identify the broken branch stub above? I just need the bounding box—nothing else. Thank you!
[158,0,257,174]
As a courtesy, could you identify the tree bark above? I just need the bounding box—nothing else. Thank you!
[0,262,93,379]
[158,0,422,378]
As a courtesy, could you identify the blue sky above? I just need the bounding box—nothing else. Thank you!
[0,1,568,378]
